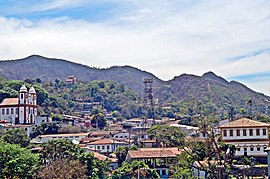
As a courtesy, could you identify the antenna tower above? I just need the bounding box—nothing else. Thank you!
[141,78,154,141]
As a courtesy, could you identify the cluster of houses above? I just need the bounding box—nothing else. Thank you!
[1,85,270,178]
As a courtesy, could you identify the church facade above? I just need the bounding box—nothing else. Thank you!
[0,85,38,124]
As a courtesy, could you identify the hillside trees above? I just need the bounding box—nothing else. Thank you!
[147,125,185,147]
[179,115,236,179]
[0,141,40,179]
[1,128,30,148]
[32,122,61,137]
[39,139,109,178]
[111,160,159,179]
[91,109,106,129]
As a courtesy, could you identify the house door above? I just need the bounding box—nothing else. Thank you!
[15,117,19,124]
[244,148,247,156]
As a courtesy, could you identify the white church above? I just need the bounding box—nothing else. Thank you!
[0,85,38,125]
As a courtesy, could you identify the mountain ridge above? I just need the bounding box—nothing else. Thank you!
[0,55,269,116]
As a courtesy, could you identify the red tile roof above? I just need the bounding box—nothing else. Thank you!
[92,152,118,162]
[127,147,183,159]
[219,118,270,128]
[0,98,18,106]
[88,138,128,145]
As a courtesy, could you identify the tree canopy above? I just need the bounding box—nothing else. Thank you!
[1,128,30,148]
[147,125,185,147]
[0,141,40,179]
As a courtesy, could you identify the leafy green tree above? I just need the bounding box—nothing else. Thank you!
[0,141,40,179]
[40,139,84,164]
[115,146,129,166]
[147,125,185,147]
[80,152,109,179]
[32,122,61,137]
[111,160,159,179]
[91,109,106,129]
[1,128,30,148]
[172,151,194,178]
[51,114,63,123]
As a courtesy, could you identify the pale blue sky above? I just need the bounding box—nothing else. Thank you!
[0,0,270,95]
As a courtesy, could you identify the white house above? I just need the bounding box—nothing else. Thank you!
[112,130,136,140]
[35,115,52,126]
[0,85,38,125]
[0,123,34,137]
[87,138,129,154]
[34,133,89,143]
[219,118,270,157]
[168,123,200,136]
[125,118,163,128]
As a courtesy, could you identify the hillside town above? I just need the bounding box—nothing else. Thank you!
[1,81,270,179]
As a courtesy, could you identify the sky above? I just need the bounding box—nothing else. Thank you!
[0,0,270,95]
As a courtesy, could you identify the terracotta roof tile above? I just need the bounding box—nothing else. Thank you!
[219,118,270,128]
[88,138,128,145]
[128,147,183,159]
[0,98,18,106]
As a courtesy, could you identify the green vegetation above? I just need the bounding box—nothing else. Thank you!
[111,160,159,179]
[147,125,185,147]
[0,76,270,123]
[1,128,30,148]
[0,141,40,179]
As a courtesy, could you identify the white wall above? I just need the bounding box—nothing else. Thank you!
[222,128,269,140]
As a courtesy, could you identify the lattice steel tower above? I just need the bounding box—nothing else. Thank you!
[143,78,154,121]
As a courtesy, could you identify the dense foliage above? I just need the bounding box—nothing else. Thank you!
[111,160,159,179]
[0,141,40,179]
[0,76,270,123]
[1,128,30,148]
[147,125,185,147]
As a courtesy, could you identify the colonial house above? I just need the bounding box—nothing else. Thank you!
[219,118,270,157]
[87,138,129,154]
[126,147,184,178]
[0,85,38,125]
[34,133,89,143]
[124,118,163,128]
[0,123,34,136]
[112,130,136,140]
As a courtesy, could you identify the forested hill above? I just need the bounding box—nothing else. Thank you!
[0,55,270,117]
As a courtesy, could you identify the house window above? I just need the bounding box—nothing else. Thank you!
[243,129,246,136]
[256,129,260,136]
[16,108,18,114]
[223,130,227,137]
[11,108,14,114]
[230,130,233,137]
[263,129,267,135]
[162,170,166,176]
[236,129,240,136]
[250,129,253,136]
[97,146,100,150]
[250,147,254,151]
[2,109,5,115]
[102,146,105,150]
[21,94,23,99]
[6,109,9,115]
[25,128,27,132]
[107,145,110,149]
[237,147,241,151]
[257,147,261,151]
